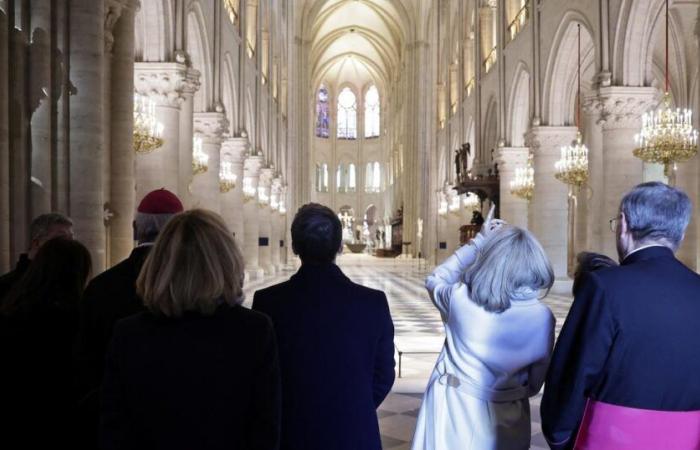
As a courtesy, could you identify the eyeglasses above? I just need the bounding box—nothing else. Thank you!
[609,217,619,233]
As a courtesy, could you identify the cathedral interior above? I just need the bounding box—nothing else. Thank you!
[1,0,699,448]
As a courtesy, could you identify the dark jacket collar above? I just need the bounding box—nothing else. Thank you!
[621,245,675,266]
[292,262,348,282]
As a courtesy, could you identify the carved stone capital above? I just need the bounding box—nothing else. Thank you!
[258,167,275,188]
[194,112,228,143]
[134,62,193,107]
[590,86,659,130]
[221,137,250,164]
[244,155,264,179]
[496,147,530,169]
[524,126,578,151]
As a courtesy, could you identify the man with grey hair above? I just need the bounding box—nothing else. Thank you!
[541,182,700,449]
[0,213,74,300]
[76,189,183,449]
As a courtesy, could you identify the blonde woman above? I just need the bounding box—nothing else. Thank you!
[412,208,555,450]
[100,210,280,450]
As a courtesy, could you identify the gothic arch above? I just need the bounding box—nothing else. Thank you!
[187,3,213,112]
[542,12,596,126]
[135,0,174,62]
[507,62,531,147]
[222,52,239,135]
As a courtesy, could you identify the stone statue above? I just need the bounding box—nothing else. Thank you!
[455,150,462,183]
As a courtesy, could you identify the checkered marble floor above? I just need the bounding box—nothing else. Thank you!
[243,254,574,450]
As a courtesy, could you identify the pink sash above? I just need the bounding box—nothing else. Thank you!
[574,400,700,450]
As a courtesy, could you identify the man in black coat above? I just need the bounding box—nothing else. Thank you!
[76,189,183,448]
[253,203,395,450]
[541,182,700,449]
[0,213,73,301]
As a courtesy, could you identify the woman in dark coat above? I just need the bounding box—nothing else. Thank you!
[0,238,92,449]
[100,209,280,450]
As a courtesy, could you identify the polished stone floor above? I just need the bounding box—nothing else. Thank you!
[243,253,573,450]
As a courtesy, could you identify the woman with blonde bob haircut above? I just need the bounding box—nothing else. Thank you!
[101,210,281,450]
[412,207,555,450]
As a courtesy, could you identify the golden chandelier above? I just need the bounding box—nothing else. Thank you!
[133,93,164,154]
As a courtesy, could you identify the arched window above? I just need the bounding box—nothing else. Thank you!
[347,163,356,193]
[316,163,329,192]
[364,85,380,138]
[336,164,344,193]
[365,161,382,193]
[315,85,330,138]
[337,87,357,139]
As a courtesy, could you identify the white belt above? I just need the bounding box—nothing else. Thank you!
[436,359,528,403]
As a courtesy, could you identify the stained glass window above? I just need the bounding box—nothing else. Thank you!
[336,164,344,192]
[337,87,357,139]
[365,161,381,193]
[315,85,330,138]
[316,163,329,192]
[364,85,380,138]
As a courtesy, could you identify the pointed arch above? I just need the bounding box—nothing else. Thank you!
[187,3,213,112]
[508,62,531,146]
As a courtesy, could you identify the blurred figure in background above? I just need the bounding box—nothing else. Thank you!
[76,189,183,449]
[572,252,617,296]
[0,238,92,450]
[100,210,280,450]
[0,213,73,300]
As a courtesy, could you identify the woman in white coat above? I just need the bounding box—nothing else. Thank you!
[412,210,555,450]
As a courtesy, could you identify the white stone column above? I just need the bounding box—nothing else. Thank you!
[497,147,530,229]
[593,87,657,257]
[258,167,274,274]
[220,137,248,249]
[70,0,106,271]
[108,0,137,266]
[178,68,200,207]
[582,98,605,255]
[191,112,228,213]
[270,176,283,270]
[0,5,9,272]
[133,62,189,201]
[243,154,263,279]
[525,126,578,288]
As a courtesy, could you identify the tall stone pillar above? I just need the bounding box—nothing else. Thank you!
[676,155,698,270]
[191,112,228,213]
[270,176,282,270]
[258,167,274,274]
[70,0,106,271]
[178,68,200,207]
[582,98,605,255]
[220,137,248,249]
[0,4,9,272]
[525,126,578,288]
[243,154,263,279]
[108,0,137,266]
[497,147,530,229]
[133,62,189,201]
[593,87,657,257]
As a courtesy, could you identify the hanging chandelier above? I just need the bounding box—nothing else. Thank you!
[510,154,535,201]
[633,1,698,182]
[133,93,164,154]
[555,24,589,188]
[219,161,237,193]
[192,136,208,175]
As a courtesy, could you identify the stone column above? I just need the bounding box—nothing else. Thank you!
[497,147,530,229]
[270,176,282,270]
[133,62,189,201]
[108,0,137,266]
[258,167,274,274]
[243,154,263,279]
[70,0,106,271]
[220,136,248,249]
[582,97,605,255]
[676,155,698,270]
[178,68,200,207]
[592,87,657,257]
[0,4,9,272]
[525,126,578,289]
[191,111,228,213]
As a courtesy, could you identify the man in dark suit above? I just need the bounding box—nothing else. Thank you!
[76,189,183,448]
[253,203,395,450]
[0,213,73,301]
[541,182,700,449]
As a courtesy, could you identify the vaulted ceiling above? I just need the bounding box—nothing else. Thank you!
[301,0,412,91]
